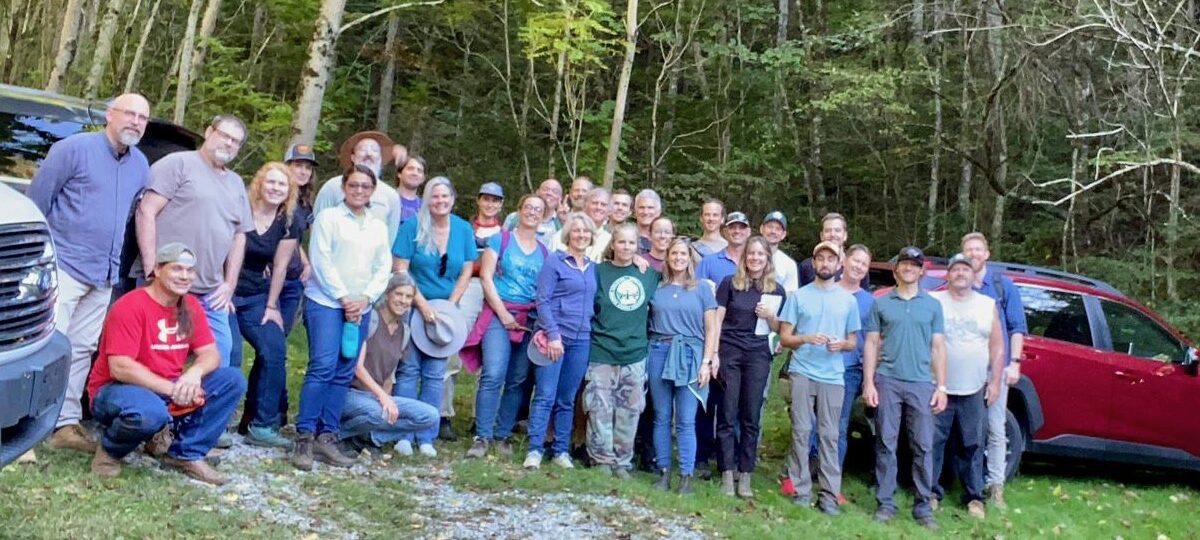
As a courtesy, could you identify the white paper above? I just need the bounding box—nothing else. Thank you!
[755,294,783,336]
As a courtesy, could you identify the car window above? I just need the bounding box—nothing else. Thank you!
[0,112,93,182]
[1018,286,1093,347]
[1100,300,1185,363]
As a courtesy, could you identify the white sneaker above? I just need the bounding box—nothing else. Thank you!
[523,451,542,469]
[418,443,438,457]
[394,440,413,457]
[551,454,574,469]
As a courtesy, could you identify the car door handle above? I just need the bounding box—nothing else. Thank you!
[1113,371,1144,384]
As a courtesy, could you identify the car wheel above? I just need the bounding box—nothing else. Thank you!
[1004,409,1025,481]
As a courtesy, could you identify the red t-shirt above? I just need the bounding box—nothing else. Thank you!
[86,289,215,400]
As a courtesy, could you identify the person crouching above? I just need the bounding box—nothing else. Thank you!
[86,243,246,485]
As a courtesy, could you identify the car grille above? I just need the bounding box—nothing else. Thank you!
[0,223,56,352]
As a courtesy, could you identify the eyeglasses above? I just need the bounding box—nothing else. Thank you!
[210,127,245,146]
[438,253,449,277]
[111,107,150,123]
[344,181,374,191]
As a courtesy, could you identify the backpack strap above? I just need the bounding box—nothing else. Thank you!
[988,264,1006,308]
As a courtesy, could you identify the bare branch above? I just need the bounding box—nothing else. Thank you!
[340,0,445,34]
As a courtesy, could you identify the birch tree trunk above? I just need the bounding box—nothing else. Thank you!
[925,7,943,247]
[375,13,399,132]
[601,0,638,190]
[123,0,160,93]
[46,0,86,93]
[83,0,127,98]
[547,46,566,178]
[0,0,20,77]
[957,1,978,222]
[985,0,1006,242]
[189,0,223,84]
[290,0,348,146]
[172,0,206,123]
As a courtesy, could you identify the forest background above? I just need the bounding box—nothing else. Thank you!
[1,0,1197,334]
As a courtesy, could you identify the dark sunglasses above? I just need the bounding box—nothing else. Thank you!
[438,253,449,277]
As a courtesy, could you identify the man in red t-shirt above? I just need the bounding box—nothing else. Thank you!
[87,243,246,485]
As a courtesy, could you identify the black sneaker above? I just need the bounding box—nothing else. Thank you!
[437,418,458,441]
[916,516,939,531]
[873,508,895,524]
[817,499,840,516]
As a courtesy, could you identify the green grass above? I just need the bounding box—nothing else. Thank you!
[2,329,1197,539]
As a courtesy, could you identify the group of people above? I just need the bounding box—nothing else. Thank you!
[26,93,1028,529]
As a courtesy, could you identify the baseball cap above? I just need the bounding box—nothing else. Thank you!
[812,241,842,258]
[947,252,971,270]
[896,246,925,266]
[156,242,197,268]
[478,182,505,199]
[724,211,750,227]
[284,144,318,164]
[763,210,788,229]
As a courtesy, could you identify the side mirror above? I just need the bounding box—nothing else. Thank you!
[1183,347,1198,376]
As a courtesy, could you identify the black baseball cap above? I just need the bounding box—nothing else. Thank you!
[896,246,925,266]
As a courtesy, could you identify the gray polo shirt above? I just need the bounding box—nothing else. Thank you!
[146,151,252,294]
[866,289,945,383]
[27,131,149,287]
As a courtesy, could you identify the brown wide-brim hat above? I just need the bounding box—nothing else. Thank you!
[338,131,394,169]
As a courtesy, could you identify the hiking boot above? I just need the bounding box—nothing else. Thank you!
[394,440,414,457]
[215,432,234,449]
[144,426,173,457]
[988,484,1008,510]
[467,437,489,458]
[720,471,736,496]
[48,424,97,453]
[292,433,314,471]
[91,445,121,478]
[314,433,356,467]
[438,418,457,441]
[817,498,840,516]
[495,439,514,457]
[245,426,293,450]
[523,451,542,469]
[551,453,575,469]
[162,456,228,486]
[418,443,438,457]
[613,466,632,480]
[930,497,940,511]
[677,475,693,495]
[654,469,671,491]
[736,472,754,498]
[873,508,894,524]
[967,500,987,519]
[916,516,940,531]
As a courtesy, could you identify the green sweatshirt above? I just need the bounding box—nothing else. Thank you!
[589,262,659,365]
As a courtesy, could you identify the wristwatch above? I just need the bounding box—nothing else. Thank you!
[936,385,948,393]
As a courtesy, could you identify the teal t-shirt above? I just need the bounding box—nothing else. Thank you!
[590,262,660,365]
[486,232,546,303]
[392,214,478,300]
[779,283,862,385]
[866,289,945,383]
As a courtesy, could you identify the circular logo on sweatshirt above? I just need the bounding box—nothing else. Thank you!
[609,275,646,312]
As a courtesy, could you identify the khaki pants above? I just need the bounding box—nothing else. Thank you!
[54,270,112,427]
[786,373,845,505]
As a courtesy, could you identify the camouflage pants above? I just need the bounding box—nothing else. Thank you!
[584,361,648,467]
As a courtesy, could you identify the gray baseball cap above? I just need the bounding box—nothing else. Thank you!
[156,242,197,268]
[478,182,505,199]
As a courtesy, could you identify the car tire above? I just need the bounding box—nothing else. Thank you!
[1004,409,1025,481]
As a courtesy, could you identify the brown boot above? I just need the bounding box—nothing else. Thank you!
[292,433,314,471]
[48,424,97,453]
[143,426,173,457]
[313,433,356,468]
[91,445,121,479]
[736,472,754,498]
[721,470,736,497]
[162,456,228,486]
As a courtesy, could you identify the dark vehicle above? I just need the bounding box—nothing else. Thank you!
[0,84,200,467]
[864,259,1200,479]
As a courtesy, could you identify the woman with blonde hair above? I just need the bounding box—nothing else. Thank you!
[647,237,719,493]
[714,236,782,498]
[229,162,300,449]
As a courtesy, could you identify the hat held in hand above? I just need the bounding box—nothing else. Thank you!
[410,299,468,358]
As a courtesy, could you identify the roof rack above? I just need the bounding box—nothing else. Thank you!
[885,256,1123,296]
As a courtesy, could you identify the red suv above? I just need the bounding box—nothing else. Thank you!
[869,261,1200,478]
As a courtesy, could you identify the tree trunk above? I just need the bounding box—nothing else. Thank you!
[172,0,206,123]
[290,0,347,146]
[123,0,160,93]
[46,0,86,93]
[1167,139,1181,300]
[83,0,127,98]
[957,0,977,222]
[0,0,20,77]
[547,38,567,179]
[375,12,399,132]
[990,192,1005,244]
[601,0,638,190]
[925,4,942,246]
[984,0,1006,242]
[772,0,787,128]
[189,0,223,82]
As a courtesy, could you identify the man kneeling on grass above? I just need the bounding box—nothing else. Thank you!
[86,243,246,485]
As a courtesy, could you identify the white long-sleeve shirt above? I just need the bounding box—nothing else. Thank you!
[305,203,392,308]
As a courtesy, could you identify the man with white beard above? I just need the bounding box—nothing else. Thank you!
[27,93,153,456]
[136,115,254,375]
[313,131,402,243]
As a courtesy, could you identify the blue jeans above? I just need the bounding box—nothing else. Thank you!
[475,317,531,440]
[838,365,863,466]
[200,294,234,368]
[527,337,589,456]
[238,279,303,430]
[646,342,700,475]
[932,389,986,504]
[91,367,245,460]
[394,346,447,445]
[296,301,369,435]
[340,388,440,445]
[495,333,533,441]
[229,294,288,429]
